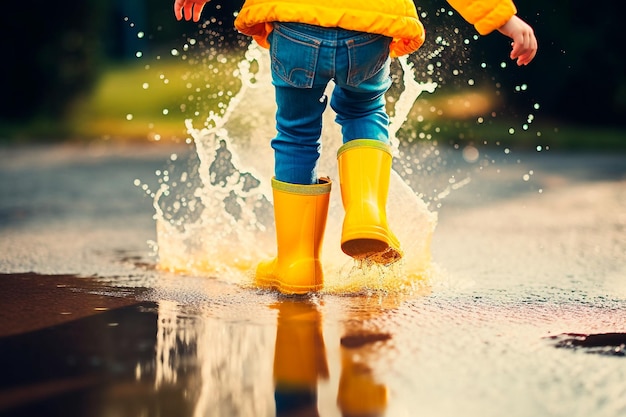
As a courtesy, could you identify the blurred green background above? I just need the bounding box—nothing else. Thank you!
[1,0,625,150]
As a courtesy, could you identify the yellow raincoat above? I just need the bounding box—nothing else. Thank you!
[234,0,517,57]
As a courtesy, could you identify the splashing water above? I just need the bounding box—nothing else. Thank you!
[152,42,439,294]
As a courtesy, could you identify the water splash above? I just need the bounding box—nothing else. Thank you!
[153,44,272,278]
[152,42,439,294]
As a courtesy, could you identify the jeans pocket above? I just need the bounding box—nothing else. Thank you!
[270,24,321,88]
[346,35,392,87]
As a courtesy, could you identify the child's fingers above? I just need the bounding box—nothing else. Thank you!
[510,34,537,66]
[192,3,205,22]
[174,0,184,20]
[174,0,205,22]
[184,3,193,20]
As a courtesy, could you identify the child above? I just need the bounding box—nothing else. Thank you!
[174,0,538,294]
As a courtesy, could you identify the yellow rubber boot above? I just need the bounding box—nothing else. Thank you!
[273,301,329,387]
[337,139,402,265]
[337,354,387,417]
[256,177,331,294]
[272,300,328,413]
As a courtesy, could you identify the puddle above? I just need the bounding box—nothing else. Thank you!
[550,333,626,357]
[0,300,159,417]
[2,271,626,416]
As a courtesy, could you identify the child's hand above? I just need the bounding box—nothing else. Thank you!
[174,0,209,22]
[497,15,538,66]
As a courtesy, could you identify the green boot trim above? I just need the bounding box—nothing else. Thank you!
[272,177,332,196]
[337,139,392,158]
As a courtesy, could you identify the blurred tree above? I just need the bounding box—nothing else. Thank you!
[106,0,148,60]
[1,0,109,124]
[0,0,242,129]
[472,1,626,127]
[0,0,623,134]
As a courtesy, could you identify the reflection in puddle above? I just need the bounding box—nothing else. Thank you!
[152,295,399,417]
[152,299,275,416]
[0,301,160,417]
[337,333,390,417]
[271,299,392,417]
[0,274,403,417]
[272,300,328,416]
[3,272,626,416]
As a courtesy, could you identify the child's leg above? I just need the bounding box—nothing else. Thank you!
[330,34,402,264]
[330,34,392,143]
[272,85,327,185]
[268,22,334,186]
[258,23,335,293]
[331,84,389,143]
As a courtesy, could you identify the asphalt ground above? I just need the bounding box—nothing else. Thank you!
[0,142,625,417]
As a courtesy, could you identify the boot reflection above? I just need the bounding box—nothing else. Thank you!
[337,332,390,417]
[272,299,329,416]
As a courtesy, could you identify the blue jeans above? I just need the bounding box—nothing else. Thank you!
[268,22,392,185]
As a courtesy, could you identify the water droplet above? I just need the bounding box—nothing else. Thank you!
[171,49,180,56]
[462,145,480,163]
[137,31,144,39]
[135,51,143,58]
[126,114,133,121]
[142,83,149,89]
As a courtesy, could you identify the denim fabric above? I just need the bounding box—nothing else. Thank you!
[268,22,392,185]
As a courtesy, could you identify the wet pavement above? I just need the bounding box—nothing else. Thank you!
[1,142,625,417]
